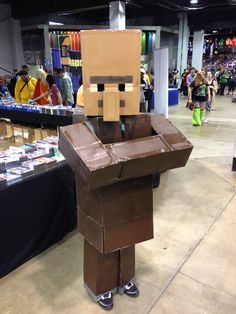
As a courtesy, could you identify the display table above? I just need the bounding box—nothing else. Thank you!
[168,87,179,106]
[0,108,76,127]
[150,88,179,110]
[0,164,76,278]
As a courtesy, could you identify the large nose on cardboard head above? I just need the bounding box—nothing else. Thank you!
[103,90,120,122]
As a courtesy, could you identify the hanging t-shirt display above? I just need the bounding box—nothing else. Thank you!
[218,38,225,53]
[141,32,146,55]
[188,41,193,56]
[213,38,219,55]
[210,42,214,59]
[226,37,232,54]
[205,39,211,56]
[232,37,236,53]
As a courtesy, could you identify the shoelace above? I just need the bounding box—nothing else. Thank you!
[125,282,134,290]
[99,292,112,300]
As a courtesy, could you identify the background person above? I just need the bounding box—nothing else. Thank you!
[54,68,74,107]
[140,68,147,112]
[207,71,218,111]
[188,71,210,126]
[14,70,37,104]
[7,69,19,98]
[219,68,229,95]
[46,75,62,105]
[33,69,49,105]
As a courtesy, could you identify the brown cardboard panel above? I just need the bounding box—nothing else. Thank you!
[106,135,170,179]
[124,114,152,140]
[72,113,86,124]
[59,114,193,190]
[80,30,141,117]
[151,114,179,135]
[109,135,169,158]
[78,209,103,252]
[104,214,153,253]
[76,175,153,225]
[119,246,135,286]
[162,133,189,144]
[60,123,99,149]
[84,240,119,295]
[88,117,122,144]
[78,209,153,254]
[118,154,164,179]
[59,125,123,190]
[157,134,193,171]
[76,142,116,171]
[103,90,120,121]
[158,148,193,172]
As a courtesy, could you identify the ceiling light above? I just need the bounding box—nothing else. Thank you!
[190,0,198,3]
[49,21,64,25]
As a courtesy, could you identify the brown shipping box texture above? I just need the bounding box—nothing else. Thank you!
[77,175,153,253]
[84,241,135,295]
[59,114,193,191]
[80,30,141,119]
[59,114,193,254]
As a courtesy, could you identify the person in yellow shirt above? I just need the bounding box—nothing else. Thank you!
[14,70,37,104]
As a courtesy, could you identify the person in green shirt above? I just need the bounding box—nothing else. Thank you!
[219,68,229,95]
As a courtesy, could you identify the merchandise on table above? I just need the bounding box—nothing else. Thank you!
[0,172,21,186]
[7,166,35,179]
[0,136,65,186]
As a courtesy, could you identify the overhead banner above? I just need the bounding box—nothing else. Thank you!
[154,47,169,118]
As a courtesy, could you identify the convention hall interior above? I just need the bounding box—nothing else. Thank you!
[0,1,236,313]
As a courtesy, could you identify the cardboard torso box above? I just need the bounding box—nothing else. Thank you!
[77,174,153,253]
[59,114,193,253]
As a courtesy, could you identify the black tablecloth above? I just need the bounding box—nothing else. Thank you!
[0,108,73,127]
[0,164,76,278]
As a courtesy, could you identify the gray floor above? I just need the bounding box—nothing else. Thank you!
[1,95,236,314]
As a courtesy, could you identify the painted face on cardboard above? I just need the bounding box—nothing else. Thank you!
[80,30,141,121]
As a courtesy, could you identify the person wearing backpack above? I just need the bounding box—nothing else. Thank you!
[14,70,37,104]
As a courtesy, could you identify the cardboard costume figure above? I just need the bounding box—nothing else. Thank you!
[59,30,193,310]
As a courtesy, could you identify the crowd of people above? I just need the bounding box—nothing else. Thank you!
[6,65,74,107]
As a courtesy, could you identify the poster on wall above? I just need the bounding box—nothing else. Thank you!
[50,31,82,91]
[22,30,45,66]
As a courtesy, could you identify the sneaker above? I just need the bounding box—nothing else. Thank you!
[203,119,208,123]
[124,281,139,298]
[97,292,113,311]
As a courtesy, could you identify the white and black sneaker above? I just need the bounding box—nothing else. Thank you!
[124,281,139,298]
[97,292,113,311]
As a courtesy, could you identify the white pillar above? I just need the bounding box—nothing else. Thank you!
[192,30,204,71]
[168,36,175,69]
[177,13,189,86]
[109,1,126,30]
[155,26,161,49]
[43,25,53,69]
[154,47,169,118]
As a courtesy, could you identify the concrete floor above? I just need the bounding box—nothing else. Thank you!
[1,95,236,314]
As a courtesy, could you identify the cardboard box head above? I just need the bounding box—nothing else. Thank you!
[80,30,141,121]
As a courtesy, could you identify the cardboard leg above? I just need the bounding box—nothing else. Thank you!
[84,240,136,299]
[119,245,135,287]
[84,240,119,298]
